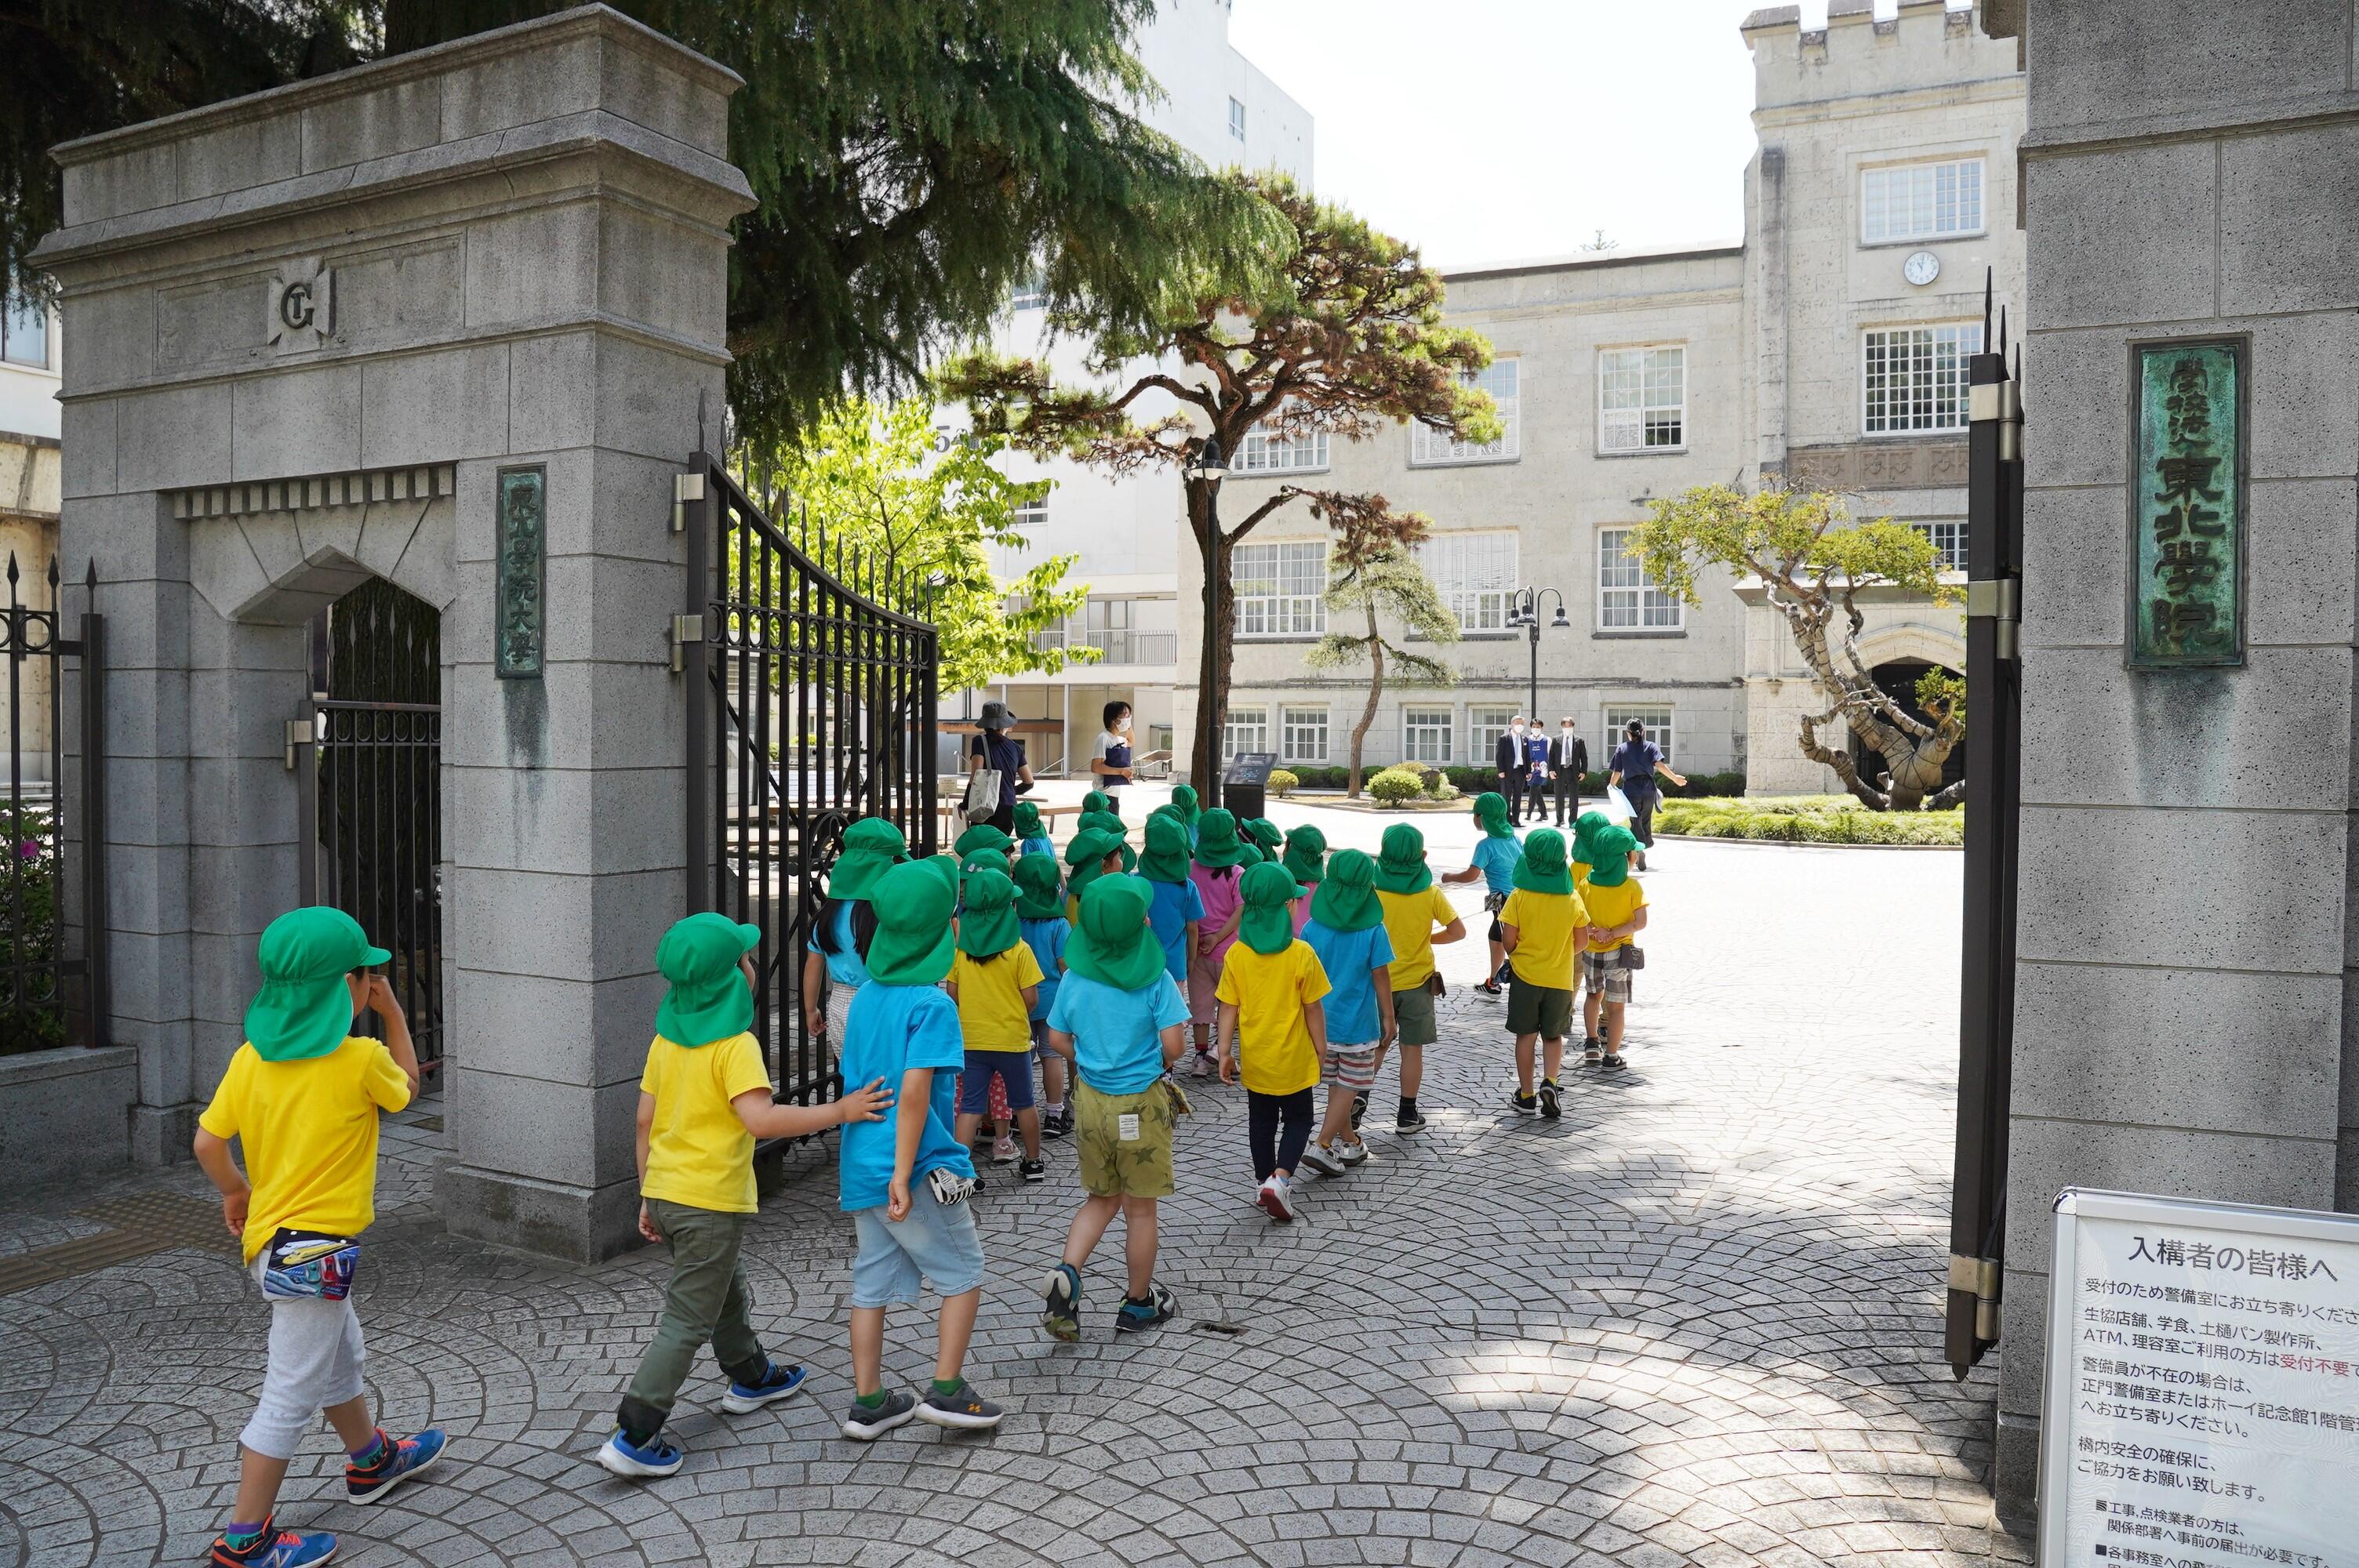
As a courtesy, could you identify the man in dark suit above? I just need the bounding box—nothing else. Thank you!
[1550,717,1589,824]
[1493,716,1528,811]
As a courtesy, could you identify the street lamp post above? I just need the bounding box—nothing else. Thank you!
[1507,586,1572,726]
[1184,436,1230,805]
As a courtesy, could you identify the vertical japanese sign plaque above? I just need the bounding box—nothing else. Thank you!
[495,465,546,679]
[2130,339,2245,668]
[2040,1189,2359,1568]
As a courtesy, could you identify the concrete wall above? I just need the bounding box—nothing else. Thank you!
[0,1047,136,1188]
[2,435,62,784]
[1985,0,2359,1517]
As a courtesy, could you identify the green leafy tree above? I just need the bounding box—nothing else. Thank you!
[940,172,1499,803]
[1299,495,1458,797]
[1627,485,1964,811]
[738,396,1093,694]
[0,1,1275,447]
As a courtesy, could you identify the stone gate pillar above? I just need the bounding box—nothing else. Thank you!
[35,4,754,1259]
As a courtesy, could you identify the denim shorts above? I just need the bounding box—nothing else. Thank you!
[849,1191,987,1308]
[955,1048,1036,1115]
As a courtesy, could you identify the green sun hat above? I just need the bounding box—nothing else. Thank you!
[242,906,390,1063]
[1076,809,1136,871]
[826,818,907,901]
[1012,800,1045,842]
[1083,789,1114,815]
[1012,852,1066,920]
[1472,791,1517,840]
[1281,824,1328,885]
[1584,824,1640,888]
[1238,861,1306,954]
[1308,848,1383,932]
[956,867,1021,956]
[1169,783,1201,827]
[653,912,763,1048]
[954,822,1012,861]
[1373,822,1433,894]
[1138,814,1192,884]
[1511,827,1573,895]
[1064,874,1165,990]
[1064,827,1125,903]
[1244,817,1285,856]
[1192,808,1251,869]
[865,857,960,985]
[961,850,1009,884]
[1570,809,1612,871]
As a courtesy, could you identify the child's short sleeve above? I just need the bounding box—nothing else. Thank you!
[1046,979,1079,1034]
[1012,942,1045,989]
[1183,881,1205,921]
[358,1038,414,1113]
[1295,943,1332,1005]
[1214,951,1244,1006]
[1427,887,1458,927]
[904,989,967,1072]
[1568,887,1592,927]
[1368,927,1396,970]
[638,1037,662,1095]
[1150,975,1191,1031]
[196,1049,250,1139]
[715,1032,774,1102]
[1499,890,1527,928]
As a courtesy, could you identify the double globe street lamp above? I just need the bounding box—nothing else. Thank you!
[1507,586,1572,727]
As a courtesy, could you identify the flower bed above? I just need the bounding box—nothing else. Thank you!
[1653,795,1962,847]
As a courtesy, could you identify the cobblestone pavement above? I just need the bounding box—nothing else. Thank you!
[0,834,2030,1567]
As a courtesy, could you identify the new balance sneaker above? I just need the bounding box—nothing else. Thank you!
[1041,1261,1082,1343]
[1538,1080,1561,1120]
[1256,1174,1296,1221]
[1601,1052,1627,1073]
[1115,1283,1179,1334]
[841,1388,920,1441]
[720,1360,808,1414]
[1336,1138,1371,1167]
[915,1379,1005,1432]
[1298,1143,1345,1178]
[594,1428,684,1479]
[345,1427,447,1503]
[1509,1091,1539,1116]
[1394,1102,1427,1134]
[211,1519,336,1568]
[1041,1106,1070,1139]
[1020,1157,1046,1184]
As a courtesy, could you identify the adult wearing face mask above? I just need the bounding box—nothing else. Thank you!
[1089,700,1135,816]
[1550,718,1588,826]
[1492,717,1529,815]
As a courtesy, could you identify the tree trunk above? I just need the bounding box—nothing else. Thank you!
[1185,479,1234,808]
[1348,603,1383,797]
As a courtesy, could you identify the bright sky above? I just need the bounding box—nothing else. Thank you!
[1229,0,1846,269]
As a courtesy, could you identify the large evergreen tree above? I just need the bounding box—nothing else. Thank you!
[0,0,1274,446]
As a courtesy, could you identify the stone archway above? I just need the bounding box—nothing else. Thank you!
[1851,623,1967,797]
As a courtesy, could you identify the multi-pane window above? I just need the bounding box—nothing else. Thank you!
[1863,322,1981,434]
[1229,96,1247,141]
[1862,158,1984,244]
[1281,706,1329,764]
[1598,346,1686,453]
[1415,532,1518,633]
[1232,541,1327,637]
[1914,521,1966,571]
[1008,273,1048,310]
[1605,707,1674,762]
[1236,430,1329,474]
[1598,528,1683,630]
[1401,706,1455,764]
[1012,494,1049,528]
[1,296,47,368]
[1469,706,1521,758]
[1412,359,1519,466]
[1223,706,1270,757]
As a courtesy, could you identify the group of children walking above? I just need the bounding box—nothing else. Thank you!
[191,786,1648,1564]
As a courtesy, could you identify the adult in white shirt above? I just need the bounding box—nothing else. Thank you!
[1088,699,1134,815]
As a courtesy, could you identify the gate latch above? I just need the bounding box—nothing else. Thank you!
[1965,576,2019,661]
[670,614,704,673]
[283,717,314,771]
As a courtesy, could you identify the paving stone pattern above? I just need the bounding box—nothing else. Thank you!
[0,836,2030,1566]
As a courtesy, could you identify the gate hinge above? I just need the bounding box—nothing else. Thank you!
[1965,576,2020,661]
[670,613,704,673]
[1949,1252,2003,1338]
[283,717,314,771]
[671,472,706,534]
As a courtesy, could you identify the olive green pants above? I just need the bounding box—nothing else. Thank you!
[618,1200,769,1439]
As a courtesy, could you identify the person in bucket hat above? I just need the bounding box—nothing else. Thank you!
[1497,828,1592,1120]
[1013,853,1074,1137]
[1213,862,1332,1222]
[1181,808,1252,1076]
[1296,849,1395,1178]
[1039,876,1193,1341]
[1135,814,1205,1007]
[945,869,1049,1184]
[1576,823,1648,1072]
[805,818,907,1050]
[600,913,892,1481]
[193,907,449,1567]
[1281,823,1327,935]
[1370,824,1466,1134]
[1443,791,1525,996]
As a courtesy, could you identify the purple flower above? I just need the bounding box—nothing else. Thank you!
[15,840,38,861]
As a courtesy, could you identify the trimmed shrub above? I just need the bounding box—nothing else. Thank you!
[1652,795,1961,847]
[1367,768,1424,807]
[1267,768,1300,797]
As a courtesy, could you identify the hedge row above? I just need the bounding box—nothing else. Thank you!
[1654,796,1962,846]
[1272,764,1749,798]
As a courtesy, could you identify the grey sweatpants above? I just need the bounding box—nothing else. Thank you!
[242,1256,365,1459]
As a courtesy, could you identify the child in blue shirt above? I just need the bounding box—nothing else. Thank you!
[1135,813,1205,993]
[1297,850,1396,1176]
[1013,854,1072,1137]
[1443,791,1523,996]
[1014,800,1055,860]
[834,855,1006,1442]
[802,818,903,1046]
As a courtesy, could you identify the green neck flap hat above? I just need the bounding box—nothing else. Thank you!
[1083,789,1114,815]
[1511,827,1573,895]
[1570,809,1611,870]
[1012,853,1066,920]
[1473,791,1517,840]
[1238,861,1306,955]
[865,856,960,985]
[827,818,907,901]
[652,911,763,1047]
[1192,808,1251,869]
[1064,875,1165,989]
[954,822,1012,861]
[1138,815,1192,884]
[1584,824,1640,888]
[1373,822,1433,894]
[1064,827,1124,902]
[1244,817,1285,855]
[956,867,1021,957]
[1012,800,1045,841]
[961,850,1009,884]
[244,906,391,1062]
[1309,848,1382,932]
[1077,810,1136,871]
[1281,824,1328,885]
[1169,783,1201,826]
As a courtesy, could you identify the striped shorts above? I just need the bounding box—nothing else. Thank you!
[1326,1044,1379,1094]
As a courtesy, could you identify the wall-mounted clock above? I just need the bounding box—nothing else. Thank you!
[1903,249,1941,287]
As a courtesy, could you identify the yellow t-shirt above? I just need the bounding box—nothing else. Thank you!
[1378,885,1462,989]
[951,943,1046,1051]
[198,1036,413,1262]
[1215,939,1332,1096]
[639,1031,773,1214]
[1579,877,1648,951]
[1500,887,1590,989]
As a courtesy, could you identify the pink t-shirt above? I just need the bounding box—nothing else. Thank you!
[1292,898,1311,936]
[1189,863,1244,967]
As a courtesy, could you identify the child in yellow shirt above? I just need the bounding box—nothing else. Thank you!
[947,868,1047,1183]
[1215,862,1332,1221]
[1496,828,1590,1120]
[1576,823,1648,1070]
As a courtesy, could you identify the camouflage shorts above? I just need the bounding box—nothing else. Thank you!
[1074,1080,1176,1199]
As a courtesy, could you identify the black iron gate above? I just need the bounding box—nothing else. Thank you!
[299,578,443,1076]
[679,455,940,1106]
[1948,275,2026,1376]
[2,554,104,1054]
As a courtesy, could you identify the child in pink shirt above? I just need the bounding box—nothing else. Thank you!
[1184,809,1251,1078]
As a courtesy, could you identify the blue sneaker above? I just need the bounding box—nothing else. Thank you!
[344,1427,446,1504]
[721,1360,808,1414]
[594,1427,684,1478]
[210,1517,336,1566]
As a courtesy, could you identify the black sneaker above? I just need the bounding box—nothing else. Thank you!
[1114,1283,1178,1333]
[1601,1052,1627,1073]
[1020,1158,1045,1184]
[1041,1109,1070,1140]
[1538,1080,1561,1120]
[1478,979,1502,998]
[1510,1091,1539,1116]
[1350,1092,1369,1130]
[1395,1102,1427,1134]
[1583,1037,1602,1065]
[841,1388,919,1441]
[915,1380,1005,1432]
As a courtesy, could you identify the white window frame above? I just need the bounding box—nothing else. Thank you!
[1860,157,1986,245]
[1596,527,1684,632]
[1604,706,1674,764]
[1012,494,1049,529]
[1598,344,1687,454]
[1231,540,1327,637]
[1223,705,1270,758]
[1,296,48,369]
[1469,706,1521,761]
[1235,429,1329,474]
[1414,531,1519,633]
[1914,521,1966,572]
[1401,706,1456,765]
[1412,358,1519,466]
[1863,321,1982,436]
[1008,272,1048,311]
[1280,706,1329,764]
[1228,96,1247,142]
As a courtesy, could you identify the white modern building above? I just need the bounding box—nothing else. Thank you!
[2,287,61,782]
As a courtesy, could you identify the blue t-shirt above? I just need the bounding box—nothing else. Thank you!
[1301,921,1397,1046]
[835,983,972,1211]
[1142,876,1207,984]
[1020,836,1055,859]
[1020,915,1070,1022]
[1046,972,1191,1094]
[805,902,870,990]
[1471,833,1523,894]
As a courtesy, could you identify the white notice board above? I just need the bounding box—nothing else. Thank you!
[2041,1188,2359,1568]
